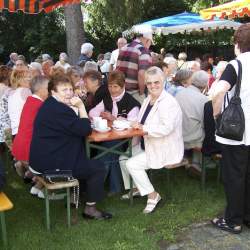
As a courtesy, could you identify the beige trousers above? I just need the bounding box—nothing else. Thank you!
[119,145,154,196]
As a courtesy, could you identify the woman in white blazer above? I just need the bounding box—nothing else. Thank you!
[120,66,183,214]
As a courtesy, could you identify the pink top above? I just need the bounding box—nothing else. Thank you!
[89,90,139,121]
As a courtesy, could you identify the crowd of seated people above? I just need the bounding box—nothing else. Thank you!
[0,44,230,220]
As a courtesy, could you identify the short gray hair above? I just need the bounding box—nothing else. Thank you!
[163,56,177,65]
[191,70,209,89]
[83,61,98,73]
[30,75,49,94]
[178,52,187,61]
[145,66,165,83]
[81,43,94,55]
[174,69,193,85]
[67,65,83,77]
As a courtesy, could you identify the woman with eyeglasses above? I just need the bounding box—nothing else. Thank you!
[120,66,183,213]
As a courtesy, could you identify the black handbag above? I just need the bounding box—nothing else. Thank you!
[43,169,75,183]
[215,59,245,141]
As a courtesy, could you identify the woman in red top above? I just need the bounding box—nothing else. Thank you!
[12,76,49,162]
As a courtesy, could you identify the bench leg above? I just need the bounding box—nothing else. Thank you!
[66,188,71,227]
[201,154,206,190]
[166,169,171,197]
[0,212,7,248]
[217,160,221,184]
[44,188,50,231]
[129,176,133,206]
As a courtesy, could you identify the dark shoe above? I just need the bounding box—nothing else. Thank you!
[243,220,250,228]
[211,217,242,234]
[82,211,112,220]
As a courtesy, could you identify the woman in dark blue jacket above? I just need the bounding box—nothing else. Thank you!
[29,74,111,220]
[0,159,5,191]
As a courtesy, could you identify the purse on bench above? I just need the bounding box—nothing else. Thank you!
[43,169,75,183]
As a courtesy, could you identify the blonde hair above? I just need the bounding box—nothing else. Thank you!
[10,69,29,89]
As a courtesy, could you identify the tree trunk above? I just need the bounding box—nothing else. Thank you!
[64,4,85,65]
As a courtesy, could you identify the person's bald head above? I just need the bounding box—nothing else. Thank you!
[117,38,127,49]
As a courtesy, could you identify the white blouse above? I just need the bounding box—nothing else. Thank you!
[8,87,32,135]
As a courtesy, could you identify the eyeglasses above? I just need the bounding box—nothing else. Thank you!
[146,81,161,86]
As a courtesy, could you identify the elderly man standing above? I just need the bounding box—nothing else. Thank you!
[109,37,127,72]
[78,42,94,68]
[6,52,18,68]
[116,30,152,104]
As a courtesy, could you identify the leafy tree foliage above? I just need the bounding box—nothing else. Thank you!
[0,10,66,63]
[84,0,189,54]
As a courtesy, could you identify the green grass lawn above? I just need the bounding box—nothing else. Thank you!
[1,155,225,250]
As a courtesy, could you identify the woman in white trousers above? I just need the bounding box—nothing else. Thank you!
[120,66,184,214]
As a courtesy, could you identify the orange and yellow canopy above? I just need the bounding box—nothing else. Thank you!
[0,0,80,14]
[200,0,250,20]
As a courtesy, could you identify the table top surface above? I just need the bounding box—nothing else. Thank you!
[87,127,145,142]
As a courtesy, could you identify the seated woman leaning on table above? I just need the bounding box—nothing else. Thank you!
[120,66,184,214]
[89,70,140,195]
[29,74,112,220]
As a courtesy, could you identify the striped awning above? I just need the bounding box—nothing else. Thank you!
[0,0,81,14]
[200,0,250,20]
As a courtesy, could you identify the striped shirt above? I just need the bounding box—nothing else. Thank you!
[116,39,152,91]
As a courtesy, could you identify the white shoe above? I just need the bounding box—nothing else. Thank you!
[143,193,162,214]
[30,186,40,196]
[37,190,45,199]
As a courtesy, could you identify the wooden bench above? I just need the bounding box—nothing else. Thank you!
[146,158,189,199]
[0,192,13,249]
[192,147,221,189]
[36,176,79,231]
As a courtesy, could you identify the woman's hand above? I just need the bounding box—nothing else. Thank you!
[131,121,143,130]
[70,96,84,109]
[100,111,116,121]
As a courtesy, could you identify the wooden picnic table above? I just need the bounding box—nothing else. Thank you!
[86,124,145,205]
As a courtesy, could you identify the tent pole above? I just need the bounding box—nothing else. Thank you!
[185,31,187,54]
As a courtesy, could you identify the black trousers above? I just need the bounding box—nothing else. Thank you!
[221,144,250,225]
[73,159,106,203]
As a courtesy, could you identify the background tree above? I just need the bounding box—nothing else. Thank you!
[64,4,85,64]
[84,0,189,55]
[0,10,66,63]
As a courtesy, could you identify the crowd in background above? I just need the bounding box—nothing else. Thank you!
[0,22,250,228]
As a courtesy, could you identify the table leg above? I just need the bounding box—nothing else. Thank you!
[86,141,91,159]
[0,212,7,248]
[128,139,134,206]
[45,188,50,231]
[66,188,71,227]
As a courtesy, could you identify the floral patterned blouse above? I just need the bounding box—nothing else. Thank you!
[0,88,12,143]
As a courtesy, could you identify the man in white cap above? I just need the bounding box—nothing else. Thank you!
[78,42,94,67]
[109,37,127,72]
[116,27,153,103]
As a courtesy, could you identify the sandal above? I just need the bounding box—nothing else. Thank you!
[211,217,242,234]
[143,193,162,214]
[120,190,140,200]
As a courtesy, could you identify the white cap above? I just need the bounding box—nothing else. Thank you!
[81,43,94,54]
[133,24,154,43]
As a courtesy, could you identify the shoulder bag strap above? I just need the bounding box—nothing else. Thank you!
[234,59,243,98]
